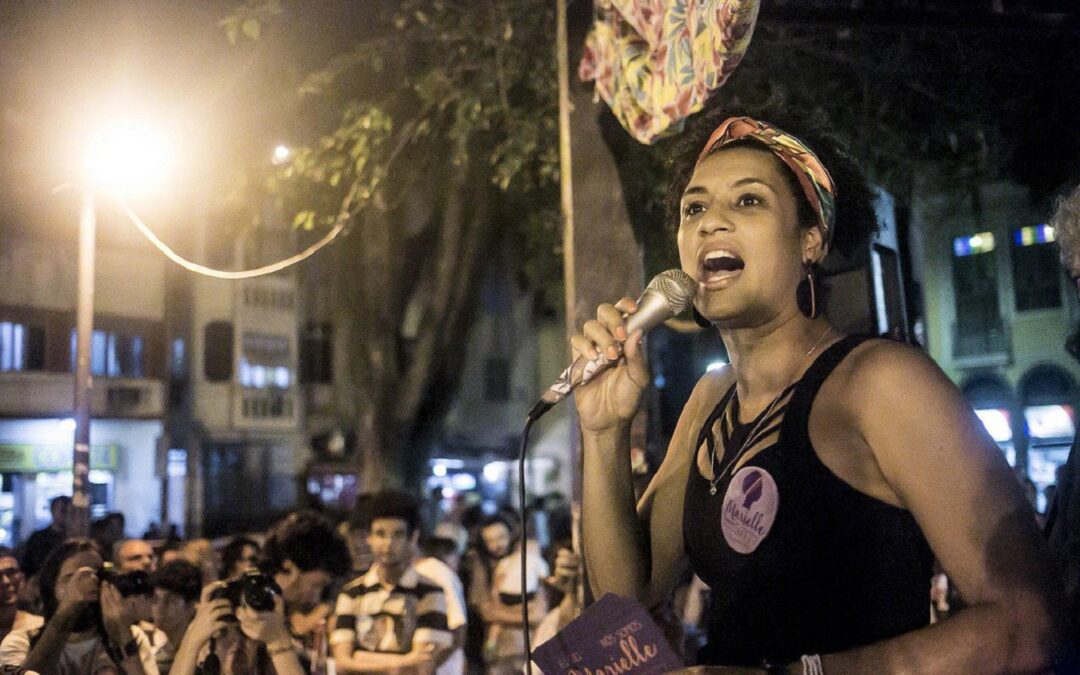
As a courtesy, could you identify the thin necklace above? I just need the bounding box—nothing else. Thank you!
[708,326,833,496]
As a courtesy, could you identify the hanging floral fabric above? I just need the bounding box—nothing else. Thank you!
[579,0,760,145]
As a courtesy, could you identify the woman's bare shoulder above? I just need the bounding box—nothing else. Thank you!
[829,339,948,401]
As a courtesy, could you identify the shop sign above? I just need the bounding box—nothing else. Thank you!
[0,444,119,472]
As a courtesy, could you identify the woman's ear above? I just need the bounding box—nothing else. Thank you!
[802,224,826,266]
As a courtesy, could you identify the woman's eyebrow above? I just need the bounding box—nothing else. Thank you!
[682,185,708,199]
[729,177,774,191]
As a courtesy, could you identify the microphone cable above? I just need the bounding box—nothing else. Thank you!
[518,402,552,675]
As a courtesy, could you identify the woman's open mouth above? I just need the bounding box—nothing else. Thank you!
[700,250,745,286]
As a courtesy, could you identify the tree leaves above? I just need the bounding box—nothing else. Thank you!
[230,0,560,262]
[219,0,281,45]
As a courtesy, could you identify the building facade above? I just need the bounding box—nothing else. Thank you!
[0,231,167,545]
[910,177,1079,510]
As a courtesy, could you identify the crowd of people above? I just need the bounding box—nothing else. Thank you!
[0,490,579,674]
[6,106,1080,674]
[0,471,1068,675]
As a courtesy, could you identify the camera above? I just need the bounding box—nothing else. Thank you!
[210,570,281,612]
[98,563,153,598]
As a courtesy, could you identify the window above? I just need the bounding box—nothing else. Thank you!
[0,323,24,372]
[203,322,234,382]
[171,338,186,378]
[238,332,291,389]
[299,322,333,384]
[952,233,1002,333]
[1012,225,1061,311]
[0,322,44,372]
[69,330,144,377]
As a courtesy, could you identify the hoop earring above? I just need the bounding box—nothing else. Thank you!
[796,265,821,319]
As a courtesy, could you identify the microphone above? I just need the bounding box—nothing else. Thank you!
[527,269,696,421]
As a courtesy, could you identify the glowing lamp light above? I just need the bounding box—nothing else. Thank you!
[1014,224,1056,247]
[953,231,996,257]
[451,473,477,491]
[974,408,1012,443]
[483,461,506,484]
[272,144,291,165]
[1025,405,1075,440]
[432,463,447,477]
[706,361,728,373]
[59,418,77,433]
[83,120,171,193]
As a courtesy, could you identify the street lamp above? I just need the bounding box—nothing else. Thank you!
[70,119,170,536]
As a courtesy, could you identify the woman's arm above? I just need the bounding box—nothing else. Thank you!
[583,369,730,606]
[819,342,1062,673]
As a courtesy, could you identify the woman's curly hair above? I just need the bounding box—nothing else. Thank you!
[1051,183,1080,274]
[663,105,879,262]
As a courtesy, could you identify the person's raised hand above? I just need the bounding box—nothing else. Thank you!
[100,581,137,649]
[570,297,648,432]
[236,594,291,646]
[58,566,99,613]
[547,548,580,595]
[183,582,234,648]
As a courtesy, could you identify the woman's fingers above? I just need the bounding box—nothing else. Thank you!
[613,296,638,315]
[583,320,619,361]
[597,303,627,340]
[570,335,599,361]
[571,298,641,363]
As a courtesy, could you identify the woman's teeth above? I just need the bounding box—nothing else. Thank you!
[702,251,745,275]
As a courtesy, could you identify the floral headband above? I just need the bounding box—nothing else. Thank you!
[697,116,837,252]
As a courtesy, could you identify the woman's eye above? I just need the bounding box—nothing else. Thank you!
[683,201,705,217]
[735,194,763,208]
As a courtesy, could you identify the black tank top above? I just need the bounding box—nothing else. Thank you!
[683,335,933,667]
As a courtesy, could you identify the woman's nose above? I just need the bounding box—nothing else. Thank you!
[697,210,732,235]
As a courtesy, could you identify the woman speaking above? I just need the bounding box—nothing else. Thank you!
[570,110,1061,673]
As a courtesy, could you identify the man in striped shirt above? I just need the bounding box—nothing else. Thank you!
[332,491,453,673]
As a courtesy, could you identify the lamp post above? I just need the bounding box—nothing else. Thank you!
[70,186,96,537]
[69,121,170,536]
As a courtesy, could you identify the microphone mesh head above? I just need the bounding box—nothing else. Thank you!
[647,269,697,315]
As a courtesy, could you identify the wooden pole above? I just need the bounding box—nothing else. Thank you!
[556,0,588,611]
[557,0,575,336]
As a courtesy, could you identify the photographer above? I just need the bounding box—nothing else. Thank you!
[0,539,157,674]
[174,511,351,673]
[169,579,306,675]
[149,559,202,672]
[262,511,351,660]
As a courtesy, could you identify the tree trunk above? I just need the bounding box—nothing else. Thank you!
[341,160,493,490]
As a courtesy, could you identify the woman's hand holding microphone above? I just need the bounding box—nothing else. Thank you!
[569,297,648,432]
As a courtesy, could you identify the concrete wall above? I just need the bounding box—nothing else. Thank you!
[0,234,164,320]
